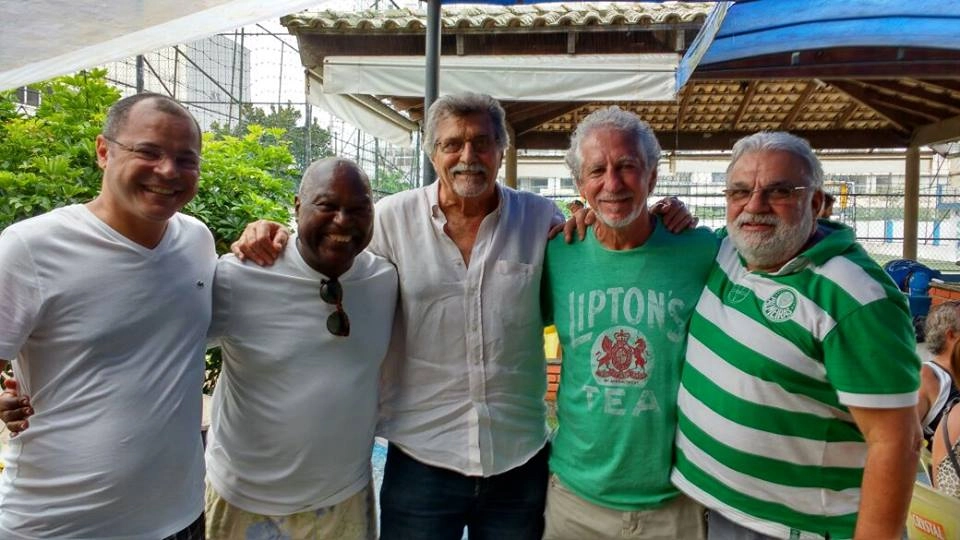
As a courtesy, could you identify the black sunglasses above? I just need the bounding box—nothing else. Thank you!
[320,278,350,337]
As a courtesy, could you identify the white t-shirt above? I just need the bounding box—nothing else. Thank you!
[0,205,215,539]
[205,237,398,515]
[371,183,560,476]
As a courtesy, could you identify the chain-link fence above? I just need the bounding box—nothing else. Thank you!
[97,28,423,195]
[542,175,960,272]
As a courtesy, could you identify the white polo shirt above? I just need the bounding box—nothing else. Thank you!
[371,182,560,476]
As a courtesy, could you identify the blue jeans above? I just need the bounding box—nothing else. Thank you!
[379,443,549,540]
[707,511,780,540]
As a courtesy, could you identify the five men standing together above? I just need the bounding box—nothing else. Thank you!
[0,90,922,540]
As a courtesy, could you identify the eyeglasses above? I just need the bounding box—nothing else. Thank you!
[103,135,202,171]
[722,185,810,205]
[435,136,496,155]
[320,278,350,337]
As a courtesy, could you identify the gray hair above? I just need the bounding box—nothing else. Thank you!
[564,107,661,184]
[925,301,960,355]
[103,93,201,148]
[423,93,510,156]
[726,131,823,188]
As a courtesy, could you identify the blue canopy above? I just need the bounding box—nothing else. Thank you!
[677,0,960,88]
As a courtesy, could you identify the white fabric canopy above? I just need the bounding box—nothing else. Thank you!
[321,53,678,102]
[307,73,419,147]
[0,0,319,91]
[310,53,679,146]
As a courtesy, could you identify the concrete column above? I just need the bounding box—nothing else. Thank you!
[903,145,920,260]
[505,124,518,188]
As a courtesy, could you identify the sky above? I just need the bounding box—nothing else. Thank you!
[240,0,421,106]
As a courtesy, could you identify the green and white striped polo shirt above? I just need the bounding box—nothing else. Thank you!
[671,222,920,540]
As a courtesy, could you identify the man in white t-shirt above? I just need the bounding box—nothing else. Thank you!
[203,158,397,539]
[0,93,213,539]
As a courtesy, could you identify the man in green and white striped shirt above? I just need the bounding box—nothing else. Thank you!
[671,132,921,540]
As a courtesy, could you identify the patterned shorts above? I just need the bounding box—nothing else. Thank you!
[204,480,377,540]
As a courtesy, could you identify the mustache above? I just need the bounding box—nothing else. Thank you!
[735,212,780,227]
[449,163,487,175]
[596,191,633,203]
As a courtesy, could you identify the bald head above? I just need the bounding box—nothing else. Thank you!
[104,93,201,149]
[299,158,371,199]
[295,158,374,277]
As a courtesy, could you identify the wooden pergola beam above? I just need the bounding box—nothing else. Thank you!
[780,82,817,130]
[860,80,960,115]
[730,81,758,131]
[517,128,910,151]
[827,80,926,132]
[912,114,960,147]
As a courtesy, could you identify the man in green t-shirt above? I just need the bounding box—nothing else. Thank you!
[541,107,716,539]
[671,131,921,540]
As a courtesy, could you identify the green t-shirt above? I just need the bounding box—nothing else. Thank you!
[542,219,717,510]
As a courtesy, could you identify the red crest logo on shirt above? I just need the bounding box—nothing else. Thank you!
[591,326,651,387]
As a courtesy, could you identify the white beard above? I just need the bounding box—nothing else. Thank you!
[594,192,645,229]
[728,207,813,270]
[448,164,493,198]
[596,204,645,229]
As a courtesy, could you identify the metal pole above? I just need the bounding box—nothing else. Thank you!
[278,44,284,105]
[305,103,313,169]
[904,145,920,260]
[375,138,381,186]
[505,125,517,188]
[172,48,179,98]
[227,31,239,129]
[136,55,145,93]
[414,131,422,187]
[238,28,246,126]
[421,0,441,185]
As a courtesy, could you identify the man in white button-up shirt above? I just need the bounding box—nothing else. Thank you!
[370,94,561,540]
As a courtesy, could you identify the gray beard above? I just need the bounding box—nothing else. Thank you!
[596,204,645,229]
[728,208,813,270]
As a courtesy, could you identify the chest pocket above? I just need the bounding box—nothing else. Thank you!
[489,259,538,327]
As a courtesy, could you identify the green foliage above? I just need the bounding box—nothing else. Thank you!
[204,348,223,395]
[0,70,119,227]
[372,166,414,196]
[1,72,304,391]
[188,125,296,254]
[211,103,333,173]
[0,71,297,255]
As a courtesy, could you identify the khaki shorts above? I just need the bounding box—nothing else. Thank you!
[204,480,377,540]
[543,474,706,540]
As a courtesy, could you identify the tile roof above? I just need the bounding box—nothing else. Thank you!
[282,2,713,33]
